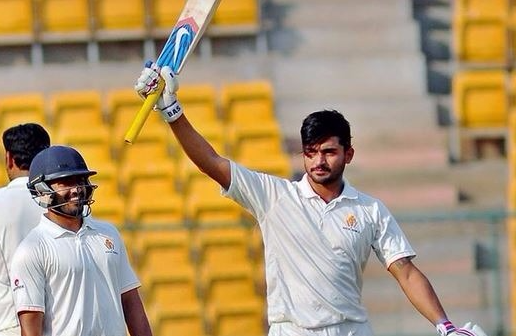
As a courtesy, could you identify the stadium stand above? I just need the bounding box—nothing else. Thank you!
[89,161,125,227]
[149,0,184,38]
[220,80,275,124]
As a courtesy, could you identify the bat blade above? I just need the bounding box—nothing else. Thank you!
[124,0,221,144]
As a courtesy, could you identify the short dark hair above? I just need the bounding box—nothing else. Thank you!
[3,123,51,170]
[300,109,352,150]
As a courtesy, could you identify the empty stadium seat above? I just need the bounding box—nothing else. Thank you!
[199,264,265,336]
[192,226,252,268]
[149,304,205,336]
[0,93,47,130]
[452,70,508,128]
[48,90,104,130]
[220,80,274,124]
[452,0,509,63]
[90,161,125,227]
[37,0,91,41]
[184,176,242,227]
[125,176,184,227]
[0,0,34,44]
[150,0,185,35]
[93,0,146,39]
[213,0,259,26]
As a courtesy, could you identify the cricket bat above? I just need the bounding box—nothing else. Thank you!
[124,0,221,144]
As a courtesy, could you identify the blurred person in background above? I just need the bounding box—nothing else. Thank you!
[135,63,488,336]
[10,145,152,336]
[0,123,50,336]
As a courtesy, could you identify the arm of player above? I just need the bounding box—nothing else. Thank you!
[388,257,487,336]
[121,288,153,336]
[134,63,231,190]
[18,311,44,336]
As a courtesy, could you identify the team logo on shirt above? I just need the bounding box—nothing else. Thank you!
[104,238,118,255]
[12,278,24,292]
[342,214,361,233]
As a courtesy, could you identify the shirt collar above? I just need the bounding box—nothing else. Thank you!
[40,215,97,238]
[7,176,29,187]
[298,173,359,201]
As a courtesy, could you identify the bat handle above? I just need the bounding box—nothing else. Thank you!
[124,81,165,144]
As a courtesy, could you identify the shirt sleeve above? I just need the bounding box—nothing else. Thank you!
[223,161,286,221]
[371,200,416,268]
[10,238,45,313]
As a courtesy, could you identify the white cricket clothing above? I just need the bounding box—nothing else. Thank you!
[0,176,45,332]
[223,161,416,330]
[10,215,139,336]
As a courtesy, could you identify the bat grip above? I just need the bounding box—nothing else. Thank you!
[124,81,165,144]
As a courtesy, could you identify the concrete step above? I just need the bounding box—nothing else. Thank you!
[269,21,420,57]
[270,54,427,101]
[273,0,412,28]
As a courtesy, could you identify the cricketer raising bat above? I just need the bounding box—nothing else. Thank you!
[124,0,221,144]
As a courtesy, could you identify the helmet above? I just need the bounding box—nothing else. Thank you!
[27,145,97,216]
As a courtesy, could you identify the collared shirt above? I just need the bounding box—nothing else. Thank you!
[223,161,416,328]
[10,215,139,336]
[0,176,44,331]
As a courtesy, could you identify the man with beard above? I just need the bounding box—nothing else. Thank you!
[133,64,488,336]
[9,145,152,336]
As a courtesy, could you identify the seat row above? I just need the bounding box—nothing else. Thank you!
[0,0,260,44]
[452,0,516,65]
[123,224,266,336]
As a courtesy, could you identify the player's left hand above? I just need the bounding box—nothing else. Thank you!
[437,321,488,336]
[134,60,161,99]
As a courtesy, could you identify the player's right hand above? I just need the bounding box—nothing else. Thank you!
[134,61,183,123]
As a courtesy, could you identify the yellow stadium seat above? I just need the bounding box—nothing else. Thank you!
[150,0,185,34]
[94,0,145,33]
[184,176,242,227]
[133,229,192,273]
[452,15,508,63]
[452,70,508,128]
[178,83,219,123]
[454,0,507,18]
[48,90,103,130]
[226,120,282,157]
[125,174,184,228]
[149,304,205,336]
[220,80,274,124]
[0,0,33,43]
[0,93,47,130]
[213,0,259,26]
[199,264,265,336]
[192,226,251,268]
[508,175,516,211]
[54,124,112,162]
[90,161,125,227]
[38,0,91,40]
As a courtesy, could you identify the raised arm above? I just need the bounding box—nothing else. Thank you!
[135,63,231,189]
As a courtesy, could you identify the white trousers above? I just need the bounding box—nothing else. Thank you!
[269,321,374,336]
[0,326,20,336]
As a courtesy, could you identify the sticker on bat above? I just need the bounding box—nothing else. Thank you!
[157,17,200,72]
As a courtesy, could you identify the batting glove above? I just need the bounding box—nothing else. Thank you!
[436,320,488,336]
[134,61,183,123]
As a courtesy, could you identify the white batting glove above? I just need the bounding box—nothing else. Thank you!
[436,320,488,336]
[134,61,183,123]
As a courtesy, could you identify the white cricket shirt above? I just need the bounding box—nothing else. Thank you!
[10,215,140,336]
[223,161,416,328]
[0,176,44,331]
